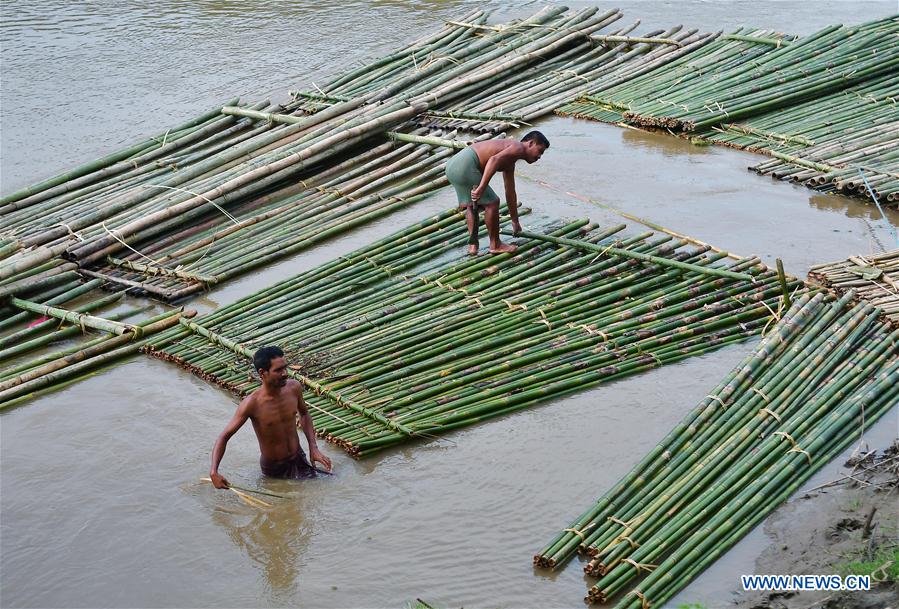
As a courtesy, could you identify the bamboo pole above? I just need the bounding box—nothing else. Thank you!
[9,297,141,337]
[506,230,753,280]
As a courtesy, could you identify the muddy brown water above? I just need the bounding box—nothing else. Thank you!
[2,2,898,608]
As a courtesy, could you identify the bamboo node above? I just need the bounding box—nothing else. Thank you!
[57,222,85,242]
[607,515,631,528]
[630,589,652,609]
[501,298,527,311]
[773,431,798,448]
[706,394,727,408]
[645,351,663,366]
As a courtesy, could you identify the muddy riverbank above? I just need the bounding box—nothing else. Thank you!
[732,442,898,609]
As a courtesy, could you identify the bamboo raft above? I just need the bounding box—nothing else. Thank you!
[0,305,195,409]
[557,16,899,206]
[0,6,740,404]
[0,6,703,307]
[709,75,899,205]
[142,208,798,458]
[809,249,899,325]
[557,27,796,125]
[295,10,709,134]
[535,291,898,607]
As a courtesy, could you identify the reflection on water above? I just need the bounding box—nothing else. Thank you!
[210,496,310,600]
[620,127,717,157]
[809,192,899,223]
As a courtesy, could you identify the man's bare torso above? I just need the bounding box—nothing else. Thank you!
[471,140,525,172]
[247,380,302,461]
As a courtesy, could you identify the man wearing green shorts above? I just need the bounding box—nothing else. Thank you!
[444,131,549,255]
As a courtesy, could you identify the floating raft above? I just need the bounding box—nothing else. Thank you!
[557,27,797,125]
[535,291,898,607]
[0,6,706,305]
[809,249,899,325]
[0,306,195,409]
[296,10,710,133]
[144,208,798,458]
[557,16,899,205]
[711,75,899,206]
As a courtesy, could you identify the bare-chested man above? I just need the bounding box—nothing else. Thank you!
[210,346,332,489]
[444,130,549,255]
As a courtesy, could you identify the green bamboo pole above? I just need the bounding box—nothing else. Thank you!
[9,298,140,337]
[507,230,753,280]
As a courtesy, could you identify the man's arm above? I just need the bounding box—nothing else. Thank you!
[210,398,251,489]
[294,382,332,472]
[502,169,522,235]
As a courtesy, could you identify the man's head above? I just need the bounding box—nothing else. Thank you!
[521,131,549,163]
[254,346,288,388]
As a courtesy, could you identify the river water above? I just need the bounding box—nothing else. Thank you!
[1,2,898,608]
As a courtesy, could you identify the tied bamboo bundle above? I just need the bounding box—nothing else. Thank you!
[81,130,491,301]
[749,121,899,206]
[0,307,196,409]
[704,74,899,205]
[556,27,798,124]
[562,17,898,133]
[534,292,897,608]
[144,208,798,458]
[300,10,712,134]
[809,249,899,325]
[1,7,691,303]
[557,17,899,206]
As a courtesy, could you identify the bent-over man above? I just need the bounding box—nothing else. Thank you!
[444,130,549,255]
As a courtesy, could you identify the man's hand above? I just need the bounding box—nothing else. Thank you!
[309,447,333,473]
[512,219,523,236]
[210,472,230,489]
[471,186,483,202]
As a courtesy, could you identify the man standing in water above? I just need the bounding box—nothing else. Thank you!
[210,346,332,488]
[444,131,549,255]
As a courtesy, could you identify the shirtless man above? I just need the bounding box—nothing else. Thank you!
[444,130,549,255]
[210,346,332,489]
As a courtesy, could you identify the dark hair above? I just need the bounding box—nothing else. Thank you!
[253,346,284,373]
[521,130,549,148]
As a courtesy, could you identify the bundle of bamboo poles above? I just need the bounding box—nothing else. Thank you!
[705,74,899,204]
[750,120,899,205]
[143,207,797,457]
[0,265,192,409]
[809,250,899,325]
[0,304,195,409]
[296,10,710,133]
[561,17,897,132]
[534,291,898,608]
[556,27,797,124]
[80,130,487,301]
[2,6,690,305]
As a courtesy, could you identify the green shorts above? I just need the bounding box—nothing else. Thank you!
[445,147,499,208]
